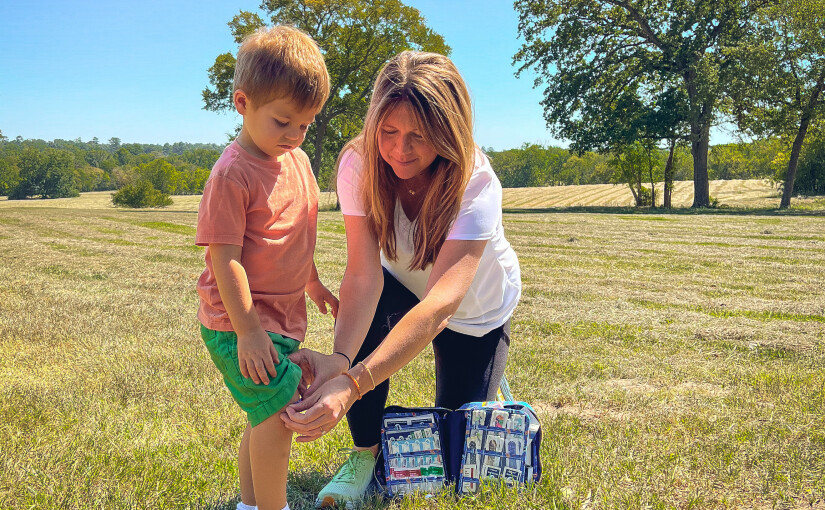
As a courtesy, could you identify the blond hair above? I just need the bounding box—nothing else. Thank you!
[233,25,330,110]
[342,51,475,271]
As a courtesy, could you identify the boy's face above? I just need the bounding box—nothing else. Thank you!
[235,91,318,160]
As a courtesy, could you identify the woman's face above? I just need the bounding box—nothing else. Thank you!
[377,102,438,181]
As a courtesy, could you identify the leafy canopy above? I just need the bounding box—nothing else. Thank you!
[203,0,450,182]
[514,0,769,207]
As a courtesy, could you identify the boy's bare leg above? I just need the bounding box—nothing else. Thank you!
[239,422,255,507]
[249,391,299,510]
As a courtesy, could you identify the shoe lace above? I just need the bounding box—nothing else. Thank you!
[332,448,367,483]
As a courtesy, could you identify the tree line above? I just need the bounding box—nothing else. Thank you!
[5,129,823,207]
[0,132,221,204]
[487,133,824,203]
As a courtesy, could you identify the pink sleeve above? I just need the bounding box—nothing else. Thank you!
[336,149,366,216]
[195,175,248,246]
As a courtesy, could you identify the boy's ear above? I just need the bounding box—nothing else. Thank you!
[234,90,251,115]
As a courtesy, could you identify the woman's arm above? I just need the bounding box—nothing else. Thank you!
[351,237,486,388]
[288,214,384,398]
[282,237,486,440]
[332,214,384,362]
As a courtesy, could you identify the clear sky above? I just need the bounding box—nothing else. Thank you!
[0,1,732,150]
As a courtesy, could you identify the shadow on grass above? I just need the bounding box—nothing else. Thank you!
[503,205,825,217]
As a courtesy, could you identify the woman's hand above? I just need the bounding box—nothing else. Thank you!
[288,348,349,398]
[281,374,357,442]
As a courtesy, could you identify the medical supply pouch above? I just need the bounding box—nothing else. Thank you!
[374,401,542,497]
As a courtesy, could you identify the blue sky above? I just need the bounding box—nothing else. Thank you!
[0,1,733,150]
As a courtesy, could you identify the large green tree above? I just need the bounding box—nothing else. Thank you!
[514,0,769,207]
[726,0,825,207]
[9,147,78,200]
[202,0,449,181]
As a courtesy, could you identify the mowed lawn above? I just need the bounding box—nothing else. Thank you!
[0,189,823,509]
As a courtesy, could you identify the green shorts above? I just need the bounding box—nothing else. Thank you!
[200,324,302,427]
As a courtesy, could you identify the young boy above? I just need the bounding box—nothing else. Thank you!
[196,26,336,510]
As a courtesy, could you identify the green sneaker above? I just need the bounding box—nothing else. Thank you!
[315,448,377,508]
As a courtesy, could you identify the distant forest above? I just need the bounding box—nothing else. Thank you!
[1,131,823,201]
[484,138,786,188]
[0,135,222,200]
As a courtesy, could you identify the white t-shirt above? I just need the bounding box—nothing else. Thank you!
[337,148,521,336]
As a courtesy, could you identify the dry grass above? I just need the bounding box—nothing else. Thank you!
[0,191,823,509]
[501,179,794,209]
[0,191,340,212]
[0,179,793,212]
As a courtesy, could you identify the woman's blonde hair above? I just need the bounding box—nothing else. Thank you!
[342,51,475,270]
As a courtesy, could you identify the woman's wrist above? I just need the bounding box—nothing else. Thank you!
[332,350,352,370]
[348,363,377,395]
[337,373,361,406]
[355,361,376,390]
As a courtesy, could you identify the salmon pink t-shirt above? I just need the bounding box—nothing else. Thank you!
[195,141,319,341]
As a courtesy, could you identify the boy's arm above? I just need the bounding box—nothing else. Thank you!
[210,243,280,385]
[305,261,339,318]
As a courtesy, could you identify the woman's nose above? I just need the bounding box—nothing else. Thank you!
[396,135,413,155]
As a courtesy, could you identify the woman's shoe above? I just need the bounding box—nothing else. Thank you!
[315,449,377,508]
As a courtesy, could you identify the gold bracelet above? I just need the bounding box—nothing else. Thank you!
[343,371,362,400]
[357,361,376,391]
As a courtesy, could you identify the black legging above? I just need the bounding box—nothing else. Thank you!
[347,268,510,447]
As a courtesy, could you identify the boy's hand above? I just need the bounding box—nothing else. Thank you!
[237,329,279,385]
[305,279,339,318]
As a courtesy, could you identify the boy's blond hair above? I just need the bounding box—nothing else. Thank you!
[233,25,330,110]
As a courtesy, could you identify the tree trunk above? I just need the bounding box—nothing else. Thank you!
[781,119,810,209]
[663,139,675,209]
[628,183,640,205]
[636,172,643,206]
[780,76,824,209]
[311,117,329,180]
[647,145,656,208]
[684,69,711,208]
[691,117,711,207]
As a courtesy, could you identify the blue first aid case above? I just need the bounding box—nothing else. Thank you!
[374,401,542,496]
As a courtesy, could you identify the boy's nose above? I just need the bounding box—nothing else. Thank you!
[285,128,301,141]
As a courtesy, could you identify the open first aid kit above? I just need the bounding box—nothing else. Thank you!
[374,401,542,496]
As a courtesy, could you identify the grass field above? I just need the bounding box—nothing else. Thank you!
[1,186,823,509]
[501,179,788,209]
[1,179,821,212]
